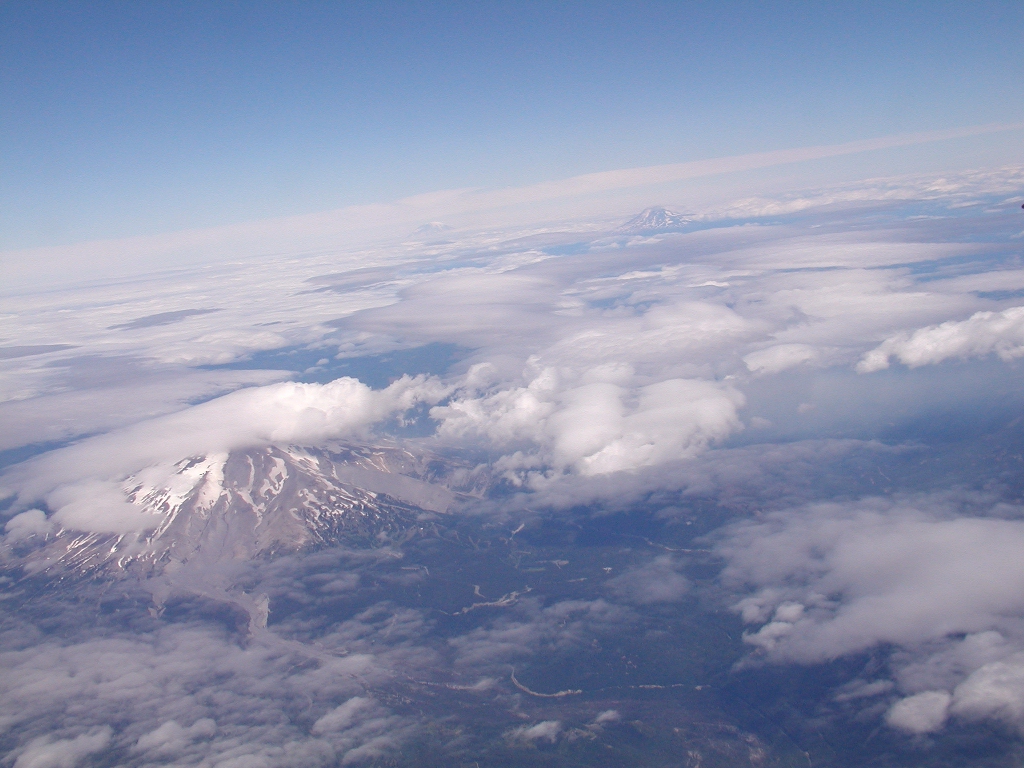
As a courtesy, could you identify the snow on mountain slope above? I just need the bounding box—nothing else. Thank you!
[9,443,485,578]
[616,206,693,235]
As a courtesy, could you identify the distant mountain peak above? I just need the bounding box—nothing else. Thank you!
[616,206,693,235]
[414,221,453,235]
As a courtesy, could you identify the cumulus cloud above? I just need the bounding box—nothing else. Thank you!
[134,719,217,757]
[13,727,112,768]
[311,697,375,735]
[607,555,690,604]
[308,696,408,764]
[886,691,951,734]
[950,656,1024,727]
[858,306,1024,372]
[885,658,1024,735]
[720,496,1024,661]
[543,300,759,369]
[743,343,817,374]
[4,509,52,542]
[716,494,1024,734]
[0,599,422,768]
[592,709,620,725]
[433,368,744,480]
[505,720,562,745]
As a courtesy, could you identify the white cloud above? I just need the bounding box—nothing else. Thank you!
[311,698,375,734]
[717,495,1024,734]
[0,367,288,452]
[4,375,449,507]
[433,371,744,479]
[4,509,52,542]
[544,300,759,369]
[48,480,162,534]
[0,604,421,768]
[608,555,690,604]
[14,727,112,768]
[592,709,620,725]
[744,344,817,374]
[721,497,1024,661]
[951,657,1024,727]
[134,719,216,756]
[886,691,951,734]
[858,306,1024,372]
[505,720,563,745]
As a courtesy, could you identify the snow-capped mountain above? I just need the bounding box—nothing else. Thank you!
[412,221,453,236]
[616,206,693,235]
[14,443,485,578]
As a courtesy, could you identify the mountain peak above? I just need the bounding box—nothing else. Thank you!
[616,206,692,235]
[413,221,453,235]
[12,444,485,579]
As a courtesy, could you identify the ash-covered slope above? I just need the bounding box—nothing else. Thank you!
[14,443,485,578]
[616,206,693,234]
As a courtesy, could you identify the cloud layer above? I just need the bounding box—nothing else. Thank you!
[2,161,1024,761]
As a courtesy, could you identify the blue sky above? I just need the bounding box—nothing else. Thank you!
[2,0,1023,250]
